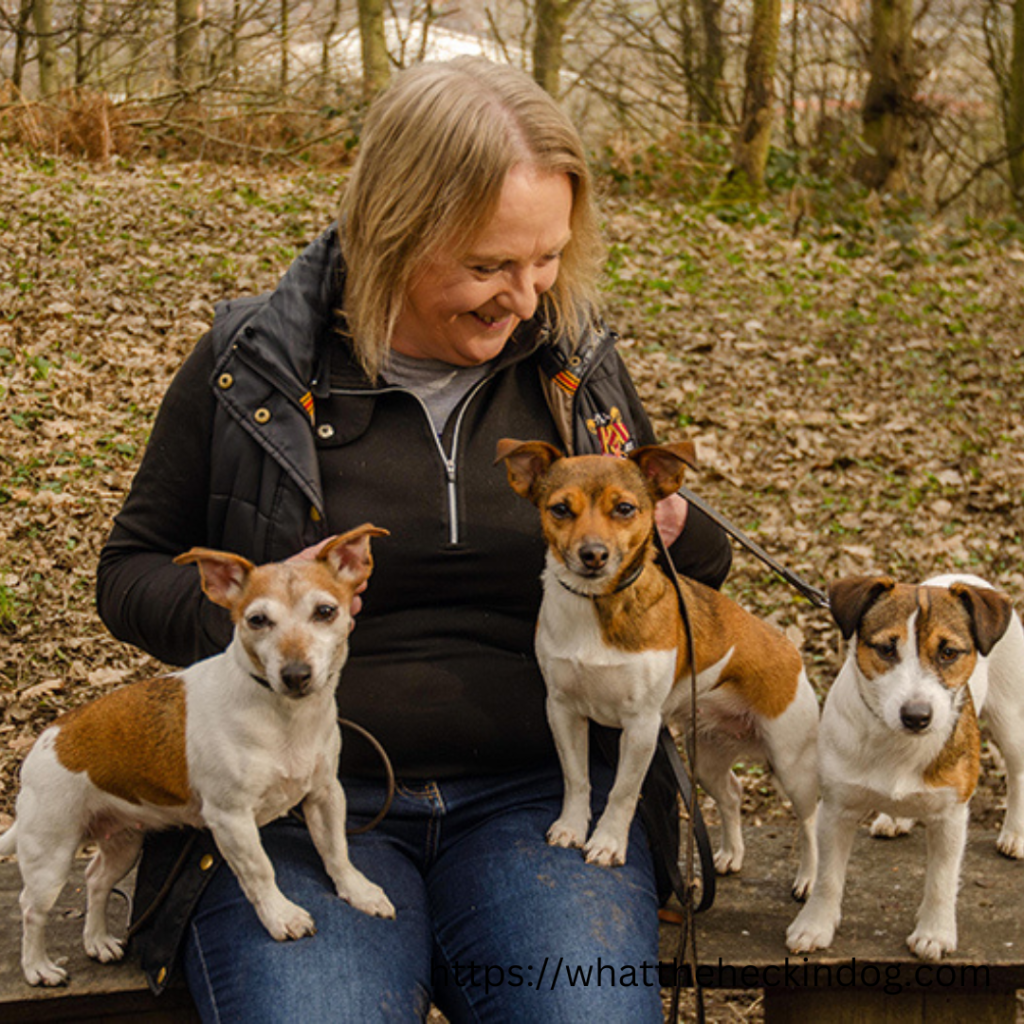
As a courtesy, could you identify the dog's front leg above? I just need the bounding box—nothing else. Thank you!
[907,804,968,960]
[786,797,860,953]
[546,696,591,850]
[204,806,316,941]
[584,714,661,868]
[302,780,395,919]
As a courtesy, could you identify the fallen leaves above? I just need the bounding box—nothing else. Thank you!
[2,156,1023,835]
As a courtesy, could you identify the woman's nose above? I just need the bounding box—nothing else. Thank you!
[498,268,545,320]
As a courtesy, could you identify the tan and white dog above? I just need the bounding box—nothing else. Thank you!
[787,573,1024,961]
[0,524,395,987]
[496,440,820,896]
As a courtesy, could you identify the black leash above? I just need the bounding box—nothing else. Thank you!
[654,528,707,1024]
[678,484,830,610]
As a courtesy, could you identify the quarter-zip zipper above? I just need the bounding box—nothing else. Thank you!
[330,375,493,546]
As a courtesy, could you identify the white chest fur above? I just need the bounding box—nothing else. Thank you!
[536,582,677,728]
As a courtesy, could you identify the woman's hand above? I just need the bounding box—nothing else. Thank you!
[287,537,368,616]
[655,493,689,547]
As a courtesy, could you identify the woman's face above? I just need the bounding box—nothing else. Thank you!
[390,164,574,366]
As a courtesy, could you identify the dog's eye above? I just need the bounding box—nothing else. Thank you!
[246,613,272,630]
[937,642,963,666]
[613,502,638,518]
[313,603,338,623]
[549,501,574,520]
[871,637,899,662]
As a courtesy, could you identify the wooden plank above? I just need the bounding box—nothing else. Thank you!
[658,824,1023,1022]
[3,823,1022,1021]
[0,858,198,1023]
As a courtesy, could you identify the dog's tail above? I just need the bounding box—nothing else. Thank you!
[0,820,17,858]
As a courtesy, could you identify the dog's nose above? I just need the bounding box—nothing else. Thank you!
[281,662,313,694]
[578,543,609,571]
[900,702,932,732]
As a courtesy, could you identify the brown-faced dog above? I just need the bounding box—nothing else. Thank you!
[496,440,819,897]
[788,574,1023,961]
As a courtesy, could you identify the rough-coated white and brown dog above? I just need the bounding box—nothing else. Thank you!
[787,573,1024,962]
[0,524,395,987]
[496,440,820,897]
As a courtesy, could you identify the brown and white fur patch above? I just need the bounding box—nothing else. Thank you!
[496,440,820,898]
[787,573,1022,962]
[0,524,395,987]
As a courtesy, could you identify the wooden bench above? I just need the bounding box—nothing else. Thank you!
[3,824,1021,1022]
[659,824,1024,1022]
[0,859,199,1023]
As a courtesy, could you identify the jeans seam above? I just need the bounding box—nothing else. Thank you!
[431,934,485,1024]
[189,919,222,1024]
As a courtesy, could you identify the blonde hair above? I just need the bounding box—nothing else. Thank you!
[339,56,603,380]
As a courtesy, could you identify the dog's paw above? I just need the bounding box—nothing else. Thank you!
[791,870,813,902]
[546,818,587,850]
[786,905,839,954]
[341,878,396,920]
[996,827,1024,859]
[907,925,956,961]
[713,847,743,875]
[24,955,69,987]
[870,813,914,839]
[258,897,317,941]
[84,932,125,963]
[583,830,628,868]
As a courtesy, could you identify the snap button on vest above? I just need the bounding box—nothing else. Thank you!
[317,423,335,440]
[254,408,271,424]
[217,373,233,389]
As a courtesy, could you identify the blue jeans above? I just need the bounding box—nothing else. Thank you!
[182,761,663,1022]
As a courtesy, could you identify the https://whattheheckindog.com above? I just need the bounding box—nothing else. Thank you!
[430,956,991,995]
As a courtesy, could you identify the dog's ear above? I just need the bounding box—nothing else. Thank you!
[318,524,389,585]
[494,439,563,500]
[628,443,697,501]
[174,548,256,609]
[949,582,1014,656]
[828,575,897,639]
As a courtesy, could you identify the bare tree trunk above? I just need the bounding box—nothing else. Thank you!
[280,0,289,94]
[12,0,34,92]
[321,0,343,102]
[73,0,86,88]
[729,0,781,195]
[175,0,201,92]
[694,0,724,125]
[784,0,800,150]
[1009,0,1024,207]
[231,0,241,85]
[857,0,915,193]
[533,0,582,98]
[357,0,389,101]
[33,0,58,98]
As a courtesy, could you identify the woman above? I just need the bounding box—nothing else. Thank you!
[98,57,731,1022]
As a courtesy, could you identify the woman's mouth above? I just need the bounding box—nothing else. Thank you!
[473,311,513,329]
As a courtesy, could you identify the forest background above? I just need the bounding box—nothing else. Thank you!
[2,4,1024,1017]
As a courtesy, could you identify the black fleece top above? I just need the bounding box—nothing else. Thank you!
[97,230,731,779]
